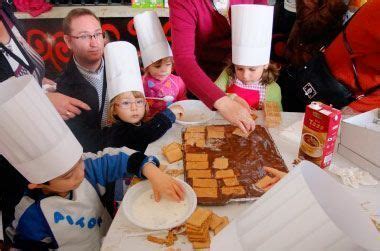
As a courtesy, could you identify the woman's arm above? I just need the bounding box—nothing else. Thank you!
[169,0,226,108]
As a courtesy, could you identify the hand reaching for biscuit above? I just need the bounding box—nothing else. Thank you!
[255,167,287,191]
[169,105,184,120]
[142,163,185,202]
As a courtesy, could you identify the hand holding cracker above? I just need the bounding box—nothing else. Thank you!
[169,105,184,120]
[143,163,185,202]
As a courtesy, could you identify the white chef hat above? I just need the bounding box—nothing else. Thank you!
[134,10,173,69]
[104,41,145,101]
[231,4,274,67]
[0,75,83,184]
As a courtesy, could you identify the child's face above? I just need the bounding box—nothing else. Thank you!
[146,57,173,81]
[234,65,266,84]
[28,159,85,196]
[113,92,146,124]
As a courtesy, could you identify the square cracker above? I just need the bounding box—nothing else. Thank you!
[207,130,225,139]
[264,101,282,127]
[186,208,212,228]
[232,127,252,138]
[187,169,212,178]
[215,169,235,179]
[213,157,229,169]
[186,126,206,133]
[186,161,209,170]
[214,216,229,235]
[221,186,246,196]
[223,177,239,186]
[194,187,218,198]
[186,153,208,162]
[162,142,181,152]
[255,175,273,189]
[209,213,225,231]
[193,178,218,188]
[163,147,183,163]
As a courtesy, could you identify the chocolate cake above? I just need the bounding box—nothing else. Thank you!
[183,125,288,205]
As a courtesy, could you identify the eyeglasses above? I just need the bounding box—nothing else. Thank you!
[115,99,146,109]
[69,32,105,41]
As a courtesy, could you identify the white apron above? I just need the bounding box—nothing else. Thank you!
[40,179,112,251]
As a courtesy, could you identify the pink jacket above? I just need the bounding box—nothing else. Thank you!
[169,0,267,108]
[143,73,187,116]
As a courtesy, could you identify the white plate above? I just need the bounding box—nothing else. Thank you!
[122,178,197,230]
[169,100,215,125]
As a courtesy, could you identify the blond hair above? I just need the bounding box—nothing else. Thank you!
[226,62,280,86]
[108,91,147,124]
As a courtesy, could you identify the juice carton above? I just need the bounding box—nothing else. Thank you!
[298,102,341,168]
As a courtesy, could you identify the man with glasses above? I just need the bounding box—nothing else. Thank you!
[56,8,111,153]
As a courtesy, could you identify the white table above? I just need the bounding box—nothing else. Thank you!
[101,112,380,251]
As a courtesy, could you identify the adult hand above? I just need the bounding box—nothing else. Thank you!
[142,163,185,202]
[232,95,251,111]
[168,104,184,120]
[214,96,255,134]
[46,92,91,120]
[341,106,360,116]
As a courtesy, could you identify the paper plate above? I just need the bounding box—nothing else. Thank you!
[122,178,197,230]
[169,100,215,125]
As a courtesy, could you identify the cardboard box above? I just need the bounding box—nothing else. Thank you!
[338,108,380,178]
[298,102,341,168]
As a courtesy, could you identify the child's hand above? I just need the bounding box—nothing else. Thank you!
[142,163,185,202]
[169,105,184,120]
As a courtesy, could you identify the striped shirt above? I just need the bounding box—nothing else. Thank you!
[74,58,109,128]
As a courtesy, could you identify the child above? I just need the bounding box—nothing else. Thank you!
[134,11,187,116]
[104,41,184,153]
[215,5,282,111]
[0,75,184,250]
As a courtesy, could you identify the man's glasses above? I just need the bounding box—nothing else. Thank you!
[115,99,146,109]
[69,32,105,41]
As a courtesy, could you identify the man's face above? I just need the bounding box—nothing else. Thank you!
[64,15,104,67]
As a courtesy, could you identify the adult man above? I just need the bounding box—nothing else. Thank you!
[56,8,110,153]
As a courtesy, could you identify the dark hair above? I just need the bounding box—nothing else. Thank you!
[226,62,280,86]
[62,8,100,35]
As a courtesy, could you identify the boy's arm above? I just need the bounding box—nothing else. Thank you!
[10,197,58,250]
[84,147,160,196]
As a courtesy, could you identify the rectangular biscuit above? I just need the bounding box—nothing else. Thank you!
[207,126,225,132]
[232,127,252,138]
[186,153,208,162]
[186,161,209,170]
[221,186,246,196]
[184,132,205,140]
[255,175,273,189]
[223,177,239,186]
[213,157,229,169]
[209,213,225,231]
[186,126,206,133]
[187,169,212,178]
[215,169,235,179]
[163,148,183,163]
[207,130,225,139]
[186,208,212,228]
[192,178,218,188]
[194,187,218,198]
[192,240,211,249]
[162,142,181,153]
[214,216,229,235]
